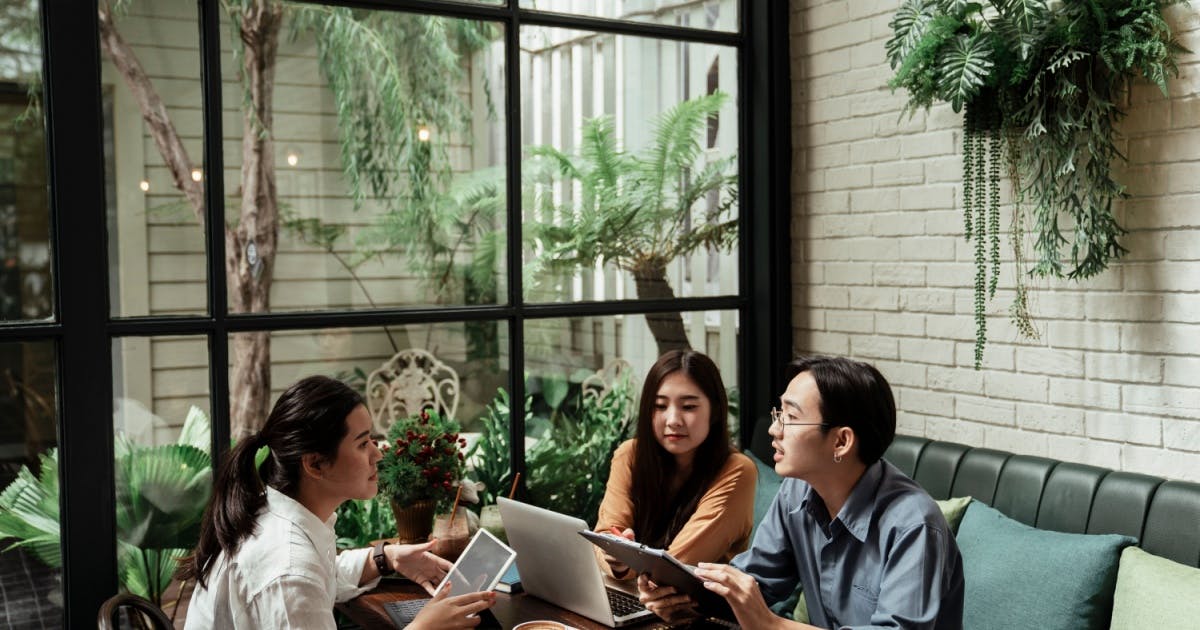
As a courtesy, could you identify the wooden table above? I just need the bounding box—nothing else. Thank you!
[338,579,672,630]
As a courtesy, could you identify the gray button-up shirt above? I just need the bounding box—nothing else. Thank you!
[731,460,964,629]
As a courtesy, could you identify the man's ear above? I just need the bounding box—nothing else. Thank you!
[832,426,857,461]
[301,453,324,480]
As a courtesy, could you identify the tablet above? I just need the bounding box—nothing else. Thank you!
[434,529,518,597]
[578,530,731,617]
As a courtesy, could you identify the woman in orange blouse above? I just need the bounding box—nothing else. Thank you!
[594,350,757,579]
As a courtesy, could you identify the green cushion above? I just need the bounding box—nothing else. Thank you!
[957,501,1135,630]
[745,450,782,540]
[936,496,972,534]
[1111,546,1200,629]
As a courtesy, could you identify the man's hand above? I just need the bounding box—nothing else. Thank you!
[388,539,453,595]
[603,527,636,578]
[409,582,496,629]
[636,573,699,622]
[694,563,779,630]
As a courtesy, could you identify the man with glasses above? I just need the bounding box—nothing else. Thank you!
[637,356,964,629]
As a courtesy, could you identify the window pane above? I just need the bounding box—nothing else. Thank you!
[0,0,53,323]
[112,336,210,611]
[228,321,507,436]
[522,310,738,523]
[520,0,738,33]
[0,340,61,626]
[102,0,209,317]
[520,26,739,303]
[223,5,508,314]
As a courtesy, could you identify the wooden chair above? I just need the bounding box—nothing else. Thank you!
[365,348,460,436]
[97,593,173,630]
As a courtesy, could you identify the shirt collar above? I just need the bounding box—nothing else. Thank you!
[265,485,338,550]
[834,459,885,543]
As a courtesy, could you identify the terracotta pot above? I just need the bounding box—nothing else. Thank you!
[390,498,437,543]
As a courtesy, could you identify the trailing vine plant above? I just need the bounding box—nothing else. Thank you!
[886,0,1188,367]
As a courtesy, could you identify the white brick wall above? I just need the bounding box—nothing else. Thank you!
[791,0,1200,482]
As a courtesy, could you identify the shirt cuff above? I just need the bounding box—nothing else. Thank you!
[334,547,380,603]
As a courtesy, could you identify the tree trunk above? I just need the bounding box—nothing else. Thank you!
[98,3,204,224]
[227,1,284,440]
[630,261,691,355]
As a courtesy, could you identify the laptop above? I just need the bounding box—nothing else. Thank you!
[498,497,655,627]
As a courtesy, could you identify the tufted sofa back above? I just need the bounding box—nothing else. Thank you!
[884,435,1200,568]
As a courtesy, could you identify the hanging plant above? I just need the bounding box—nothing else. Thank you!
[886,0,1188,367]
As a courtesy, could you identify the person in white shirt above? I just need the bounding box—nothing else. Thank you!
[180,375,493,629]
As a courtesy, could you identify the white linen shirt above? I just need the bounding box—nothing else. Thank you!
[184,486,380,629]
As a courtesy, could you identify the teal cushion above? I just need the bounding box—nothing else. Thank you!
[1111,546,1200,629]
[935,496,972,534]
[957,501,1135,630]
[745,450,782,539]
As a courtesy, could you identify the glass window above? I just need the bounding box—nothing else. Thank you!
[519,26,739,305]
[222,5,508,314]
[230,322,506,437]
[520,0,738,33]
[0,341,61,627]
[0,0,52,322]
[112,336,210,613]
[522,310,738,523]
[101,0,209,317]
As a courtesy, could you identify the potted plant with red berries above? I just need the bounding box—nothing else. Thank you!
[376,409,468,543]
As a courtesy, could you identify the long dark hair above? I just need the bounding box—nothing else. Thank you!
[177,375,364,587]
[631,350,732,549]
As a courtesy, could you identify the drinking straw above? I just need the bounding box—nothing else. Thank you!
[508,472,521,500]
[447,484,464,528]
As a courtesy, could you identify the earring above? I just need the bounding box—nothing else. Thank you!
[833,454,843,463]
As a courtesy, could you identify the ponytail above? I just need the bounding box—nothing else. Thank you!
[176,375,363,588]
[177,435,267,587]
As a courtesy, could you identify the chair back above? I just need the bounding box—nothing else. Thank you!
[365,348,460,435]
[97,593,173,630]
[580,358,636,423]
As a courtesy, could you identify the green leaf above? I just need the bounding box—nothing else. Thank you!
[886,0,936,68]
[937,33,994,112]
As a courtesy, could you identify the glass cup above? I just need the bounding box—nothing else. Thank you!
[479,504,507,544]
[430,511,470,562]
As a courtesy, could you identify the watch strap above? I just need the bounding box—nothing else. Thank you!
[373,540,394,576]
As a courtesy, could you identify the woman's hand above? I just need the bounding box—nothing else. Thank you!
[603,527,636,578]
[387,539,453,595]
[409,582,496,629]
[694,562,779,629]
[636,573,699,622]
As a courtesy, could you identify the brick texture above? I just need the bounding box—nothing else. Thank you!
[791,0,1200,482]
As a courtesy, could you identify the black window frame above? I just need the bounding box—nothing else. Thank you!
[8,0,791,622]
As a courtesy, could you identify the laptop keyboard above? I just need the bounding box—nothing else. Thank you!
[607,588,647,617]
[383,598,429,628]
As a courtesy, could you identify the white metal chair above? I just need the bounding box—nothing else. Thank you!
[365,348,460,436]
[580,358,636,426]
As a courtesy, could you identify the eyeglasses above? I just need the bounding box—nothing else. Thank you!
[770,407,830,429]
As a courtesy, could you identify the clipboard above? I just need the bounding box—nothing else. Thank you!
[578,530,732,618]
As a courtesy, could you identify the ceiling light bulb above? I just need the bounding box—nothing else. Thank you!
[286,151,299,167]
[417,126,431,142]
[138,179,150,192]
[191,168,203,182]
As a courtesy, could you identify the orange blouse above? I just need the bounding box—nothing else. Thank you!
[593,439,757,579]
